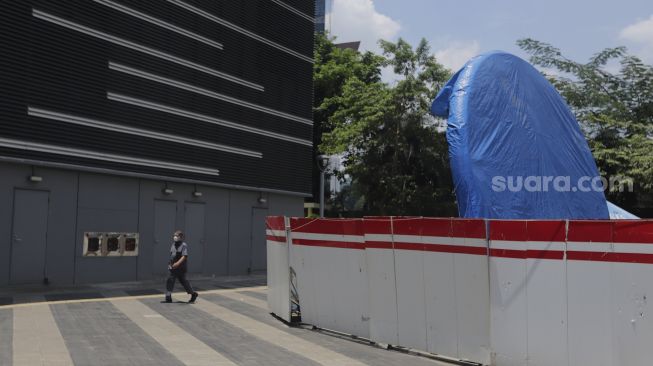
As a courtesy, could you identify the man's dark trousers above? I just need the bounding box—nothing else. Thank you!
[166,269,194,294]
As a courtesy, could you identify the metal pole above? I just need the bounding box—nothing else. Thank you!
[319,170,325,217]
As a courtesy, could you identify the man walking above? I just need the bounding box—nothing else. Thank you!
[165,230,199,303]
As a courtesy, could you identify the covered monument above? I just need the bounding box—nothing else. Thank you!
[431,51,611,219]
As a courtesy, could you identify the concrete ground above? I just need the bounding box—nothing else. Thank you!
[0,275,451,366]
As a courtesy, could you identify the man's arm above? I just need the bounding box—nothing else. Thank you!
[172,255,187,269]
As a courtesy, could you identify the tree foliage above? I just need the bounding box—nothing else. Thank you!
[317,36,456,216]
[518,39,653,215]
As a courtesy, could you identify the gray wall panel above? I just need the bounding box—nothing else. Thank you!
[78,174,139,210]
[74,173,139,283]
[41,167,78,285]
[137,180,183,280]
[0,162,303,286]
[199,186,230,277]
[0,163,33,286]
[0,162,78,286]
[227,190,256,275]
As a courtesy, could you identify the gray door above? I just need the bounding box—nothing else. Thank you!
[10,189,49,284]
[153,200,176,275]
[184,202,205,273]
[250,208,268,272]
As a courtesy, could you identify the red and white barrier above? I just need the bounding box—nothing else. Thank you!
[289,218,369,337]
[363,217,398,344]
[566,220,653,366]
[265,216,291,322]
[488,220,567,366]
[267,217,653,366]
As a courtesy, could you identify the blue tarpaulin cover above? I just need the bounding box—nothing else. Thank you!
[431,51,609,219]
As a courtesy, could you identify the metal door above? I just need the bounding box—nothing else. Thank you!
[184,202,205,273]
[153,200,176,275]
[250,207,268,272]
[10,189,49,284]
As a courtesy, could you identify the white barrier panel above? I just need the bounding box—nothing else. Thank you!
[289,218,369,337]
[449,219,491,364]
[421,218,458,357]
[266,216,291,322]
[566,220,653,366]
[489,220,567,366]
[366,217,491,364]
[364,217,399,345]
[267,216,653,366]
[610,221,653,366]
[566,220,614,366]
[392,218,428,351]
[524,221,567,366]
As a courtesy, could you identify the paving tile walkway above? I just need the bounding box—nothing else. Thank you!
[0,278,450,366]
[13,297,73,366]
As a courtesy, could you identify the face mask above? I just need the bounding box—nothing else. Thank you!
[173,235,180,241]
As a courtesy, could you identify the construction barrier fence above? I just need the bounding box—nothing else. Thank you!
[266,216,653,366]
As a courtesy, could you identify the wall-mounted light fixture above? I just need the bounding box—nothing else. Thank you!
[257,192,267,204]
[192,184,202,197]
[28,166,43,182]
[162,182,174,195]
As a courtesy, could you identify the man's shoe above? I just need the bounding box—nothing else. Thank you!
[165,296,172,303]
[189,292,198,303]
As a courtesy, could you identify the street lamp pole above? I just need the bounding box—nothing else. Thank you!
[319,170,325,218]
[316,155,329,218]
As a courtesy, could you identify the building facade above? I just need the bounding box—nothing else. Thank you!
[315,0,326,33]
[0,0,314,285]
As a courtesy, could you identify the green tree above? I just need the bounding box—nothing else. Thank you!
[518,39,653,216]
[311,33,385,201]
[319,38,456,216]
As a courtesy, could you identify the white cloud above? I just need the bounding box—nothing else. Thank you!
[620,15,653,44]
[326,0,401,53]
[619,15,653,62]
[434,41,481,71]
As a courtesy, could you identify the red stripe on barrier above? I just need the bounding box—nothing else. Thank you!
[612,252,653,263]
[365,241,394,249]
[452,219,486,239]
[567,251,611,262]
[567,220,613,242]
[392,218,423,236]
[289,217,321,232]
[488,220,565,242]
[526,250,565,260]
[292,219,364,234]
[424,244,488,255]
[421,218,452,237]
[344,219,365,236]
[363,219,393,234]
[292,238,365,250]
[394,241,488,255]
[392,242,424,251]
[266,216,285,231]
[266,235,286,243]
[527,221,566,242]
[276,216,653,264]
[613,221,653,244]
[567,251,653,264]
[489,220,527,241]
[489,249,565,260]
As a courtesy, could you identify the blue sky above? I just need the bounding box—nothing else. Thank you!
[326,0,653,72]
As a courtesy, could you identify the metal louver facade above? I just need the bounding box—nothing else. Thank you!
[0,0,314,196]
